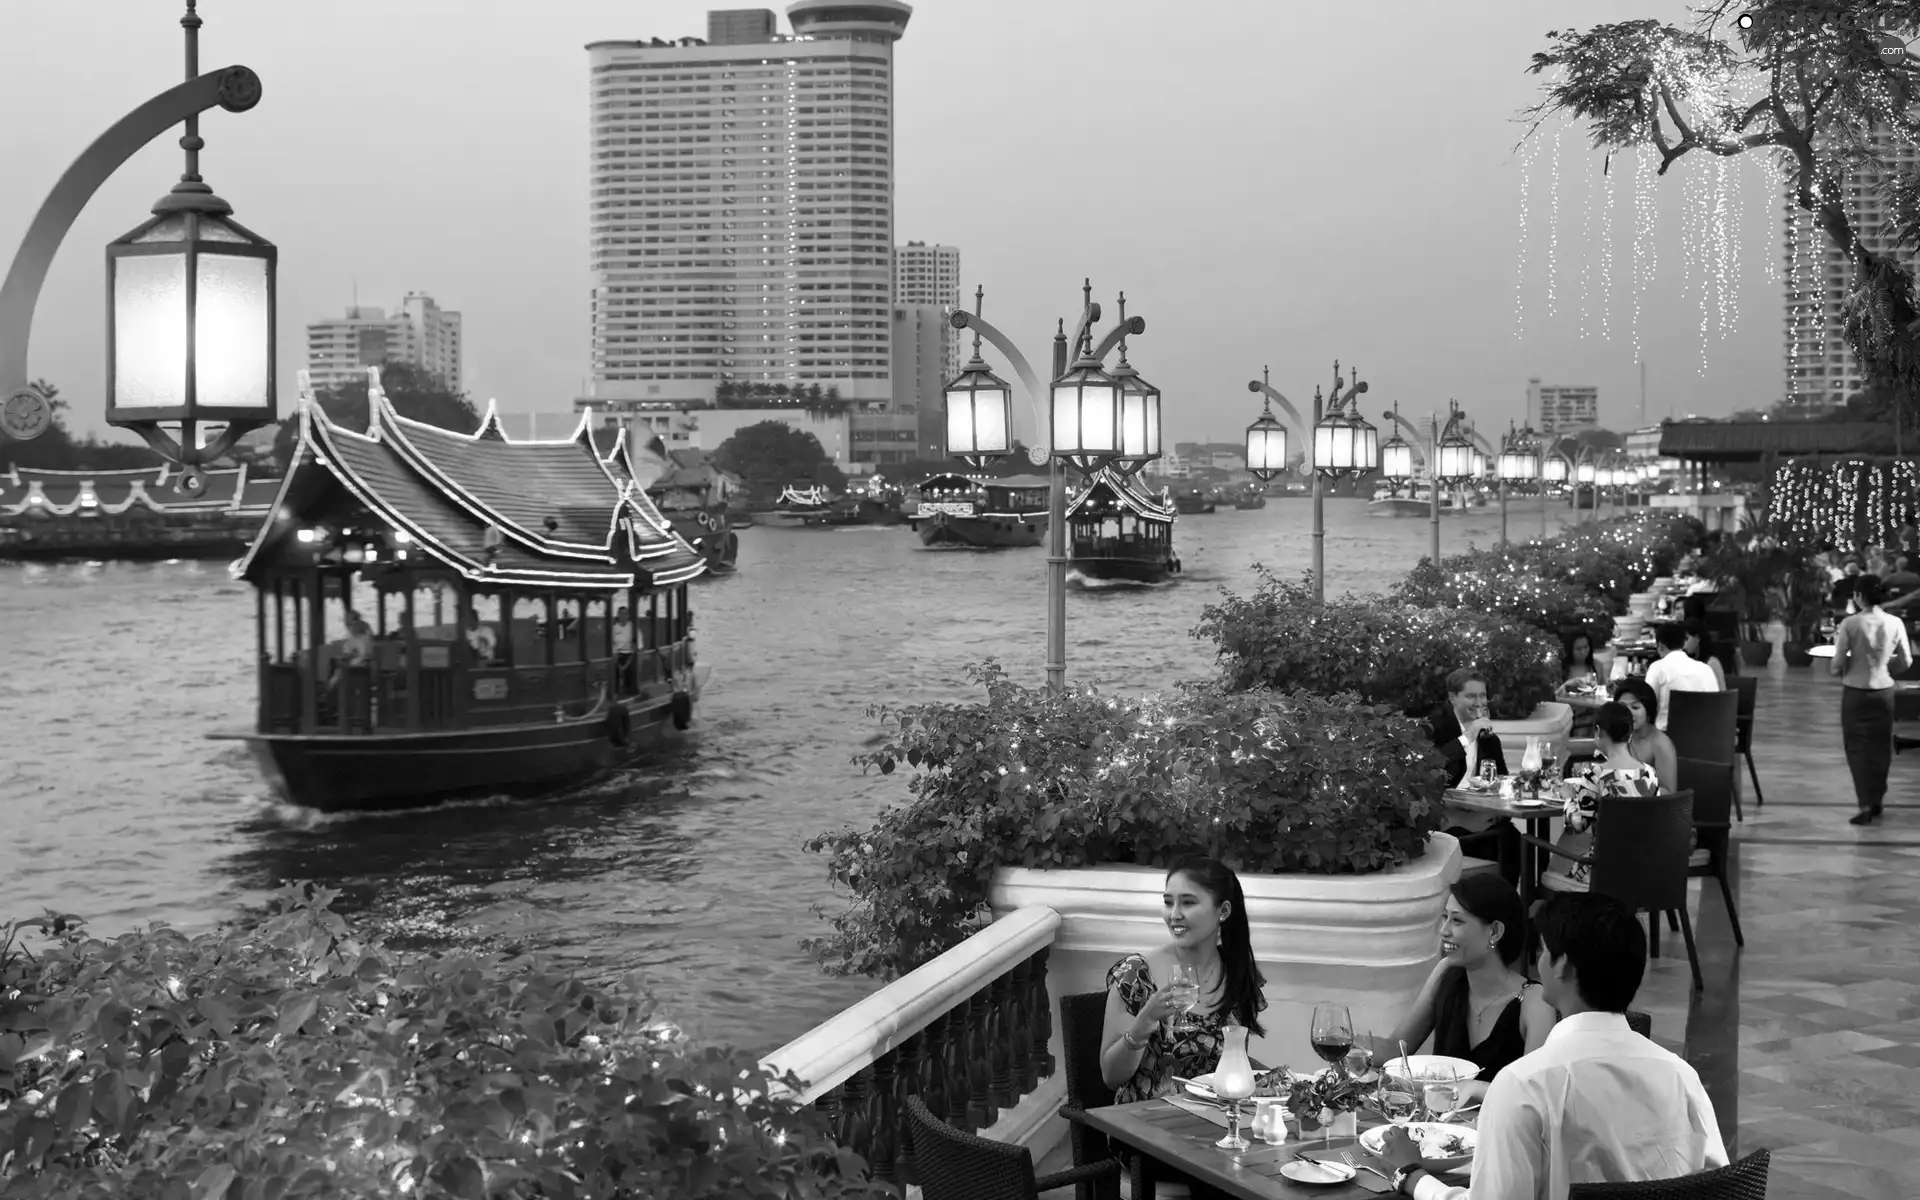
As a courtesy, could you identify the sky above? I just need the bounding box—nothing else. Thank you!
[2,0,1789,448]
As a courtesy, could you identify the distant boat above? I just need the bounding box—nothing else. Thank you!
[1231,485,1266,510]
[1067,468,1181,583]
[757,485,837,529]
[909,472,1049,549]
[0,463,280,562]
[1172,485,1216,515]
[1368,481,1477,518]
[602,441,739,575]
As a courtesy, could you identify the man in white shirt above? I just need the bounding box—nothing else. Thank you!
[1642,623,1719,731]
[1379,893,1727,1199]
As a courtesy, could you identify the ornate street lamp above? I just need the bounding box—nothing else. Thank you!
[1380,431,1415,481]
[1050,348,1123,474]
[1312,362,1376,477]
[1495,422,1540,546]
[1250,361,1370,602]
[1244,398,1288,482]
[1108,296,1161,477]
[1435,408,1477,482]
[0,2,271,493]
[943,288,1013,467]
[1541,453,1570,483]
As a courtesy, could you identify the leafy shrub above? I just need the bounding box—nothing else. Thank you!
[1393,559,1617,648]
[0,884,876,1199]
[1194,571,1563,721]
[801,663,1447,980]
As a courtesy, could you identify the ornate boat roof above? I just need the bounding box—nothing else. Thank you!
[1064,467,1177,522]
[231,375,705,591]
[0,463,274,518]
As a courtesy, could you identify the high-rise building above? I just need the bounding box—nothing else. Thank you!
[305,293,463,393]
[1527,378,1598,434]
[585,2,912,409]
[894,241,961,382]
[891,304,946,457]
[1782,124,1920,408]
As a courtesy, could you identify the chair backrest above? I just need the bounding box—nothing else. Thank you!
[1589,790,1695,911]
[1567,1148,1770,1198]
[1059,991,1116,1113]
[904,1093,1039,1200]
[1728,677,1756,754]
[1666,691,1738,764]
[1674,757,1735,827]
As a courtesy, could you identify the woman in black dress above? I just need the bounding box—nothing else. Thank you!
[1378,873,1555,1103]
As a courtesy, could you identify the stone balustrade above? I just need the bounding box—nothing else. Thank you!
[759,903,1061,1193]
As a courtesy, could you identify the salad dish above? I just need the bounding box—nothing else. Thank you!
[1359,1122,1477,1174]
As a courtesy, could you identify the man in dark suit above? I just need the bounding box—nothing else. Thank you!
[1430,668,1518,882]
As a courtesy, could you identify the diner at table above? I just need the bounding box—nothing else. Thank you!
[1642,623,1719,731]
[1610,677,1678,793]
[1538,702,1661,897]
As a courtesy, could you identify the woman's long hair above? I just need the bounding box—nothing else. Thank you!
[1560,626,1596,672]
[1165,854,1267,1035]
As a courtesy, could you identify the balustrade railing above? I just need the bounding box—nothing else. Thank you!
[760,904,1061,1194]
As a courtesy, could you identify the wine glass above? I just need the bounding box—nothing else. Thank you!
[1166,962,1201,1034]
[1540,740,1560,784]
[1422,1080,1460,1122]
[1309,1003,1354,1146]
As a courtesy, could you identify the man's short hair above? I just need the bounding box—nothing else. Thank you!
[1655,622,1689,651]
[1534,893,1646,1012]
[1445,667,1487,697]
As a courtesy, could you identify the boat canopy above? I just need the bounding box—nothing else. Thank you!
[1064,466,1176,521]
[231,389,706,592]
[0,463,278,518]
[777,484,834,507]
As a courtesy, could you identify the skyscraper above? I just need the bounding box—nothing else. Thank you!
[305,293,463,393]
[585,2,912,408]
[894,241,961,382]
[1526,378,1598,434]
[1781,125,1920,409]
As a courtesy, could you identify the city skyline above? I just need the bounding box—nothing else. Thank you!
[5,0,1785,449]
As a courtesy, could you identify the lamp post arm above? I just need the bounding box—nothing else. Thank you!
[1249,382,1308,430]
[1468,427,1498,458]
[1089,315,1147,364]
[1381,409,1431,464]
[951,310,1051,450]
[0,66,264,407]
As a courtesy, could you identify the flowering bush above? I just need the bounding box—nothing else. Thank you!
[802,663,1446,980]
[1393,559,1617,647]
[0,884,877,1199]
[1193,571,1563,721]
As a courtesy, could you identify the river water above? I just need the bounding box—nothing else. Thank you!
[0,496,1576,1054]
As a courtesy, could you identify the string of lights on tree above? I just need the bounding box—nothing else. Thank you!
[1769,459,1920,554]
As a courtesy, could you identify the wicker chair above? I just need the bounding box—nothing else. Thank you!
[1626,1011,1652,1039]
[1729,676,1762,809]
[1058,991,1147,1200]
[905,1094,1121,1200]
[1677,755,1745,947]
[1567,1148,1770,1197]
[1667,691,1741,821]
[1524,790,1703,990]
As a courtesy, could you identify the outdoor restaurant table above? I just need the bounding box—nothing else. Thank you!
[1442,786,1561,909]
[1080,1096,1404,1197]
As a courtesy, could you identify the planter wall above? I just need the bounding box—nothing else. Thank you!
[1489,700,1573,773]
[987,834,1462,1074]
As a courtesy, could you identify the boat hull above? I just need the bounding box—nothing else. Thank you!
[211,682,704,813]
[0,529,252,562]
[1368,498,1433,519]
[914,513,1044,549]
[1070,554,1178,584]
[1232,497,1266,510]
[754,509,834,529]
[659,510,739,573]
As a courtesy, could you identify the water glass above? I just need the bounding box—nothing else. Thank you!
[1378,1083,1417,1126]
[1422,1081,1459,1120]
[1478,760,1498,787]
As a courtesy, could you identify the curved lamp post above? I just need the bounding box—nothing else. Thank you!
[946,279,1152,693]
[1540,438,1572,536]
[1573,448,1600,524]
[1380,401,1444,565]
[1495,421,1541,547]
[1246,362,1373,602]
[0,2,272,493]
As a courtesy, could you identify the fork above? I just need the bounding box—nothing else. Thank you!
[1340,1151,1395,1185]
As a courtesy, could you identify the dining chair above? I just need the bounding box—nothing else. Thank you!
[1058,991,1147,1200]
[1728,676,1762,808]
[1676,755,1745,948]
[1667,691,1741,820]
[905,1094,1121,1200]
[1566,1148,1770,1197]
[1522,791,1703,990]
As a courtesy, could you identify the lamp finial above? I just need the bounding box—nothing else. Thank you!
[970,285,984,356]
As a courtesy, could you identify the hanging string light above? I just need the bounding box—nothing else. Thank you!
[1547,127,1562,317]
[1632,147,1655,363]
[1577,139,1593,338]
[1598,153,1614,342]
[1714,155,1736,337]
[1517,132,1537,341]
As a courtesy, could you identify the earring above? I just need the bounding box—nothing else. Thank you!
[1488,937,1498,952]
[1216,930,1224,947]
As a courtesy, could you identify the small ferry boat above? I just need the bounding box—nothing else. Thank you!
[0,463,280,561]
[1172,485,1216,515]
[1369,481,1481,518]
[613,441,739,575]
[756,484,837,529]
[1230,484,1266,510]
[909,472,1049,549]
[209,385,709,812]
[1066,467,1181,584]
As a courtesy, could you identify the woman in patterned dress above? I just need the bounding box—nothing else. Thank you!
[1099,855,1267,1102]
[1541,701,1661,895]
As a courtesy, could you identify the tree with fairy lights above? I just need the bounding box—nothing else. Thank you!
[1523,2,1920,424]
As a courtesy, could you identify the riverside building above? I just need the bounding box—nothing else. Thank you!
[894,241,961,382]
[304,293,463,393]
[585,2,912,410]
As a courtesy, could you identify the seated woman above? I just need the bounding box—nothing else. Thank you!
[1378,873,1555,1104]
[1557,626,1601,736]
[1684,618,1729,689]
[1541,701,1661,895]
[1612,677,1678,792]
[1101,855,1267,1103]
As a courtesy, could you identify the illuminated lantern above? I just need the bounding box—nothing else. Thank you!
[1245,402,1288,482]
[943,352,1013,464]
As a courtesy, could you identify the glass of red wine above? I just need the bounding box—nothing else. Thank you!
[1309,1003,1354,1146]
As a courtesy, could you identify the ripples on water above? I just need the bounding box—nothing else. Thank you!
[0,498,1574,1052]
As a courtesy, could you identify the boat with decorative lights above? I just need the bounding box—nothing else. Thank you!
[604,438,739,575]
[908,472,1049,549]
[1172,484,1216,515]
[0,463,279,561]
[756,484,837,529]
[208,372,709,812]
[1230,484,1267,510]
[1065,467,1181,584]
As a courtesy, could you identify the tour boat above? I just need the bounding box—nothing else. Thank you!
[1231,485,1267,510]
[909,472,1049,549]
[756,484,837,529]
[1369,482,1482,518]
[209,390,709,812]
[0,463,280,561]
[608,440,739,575]
[1172,485,1216,515]
[1066,467,1181,584]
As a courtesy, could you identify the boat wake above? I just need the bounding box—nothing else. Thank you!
[246,789,524,830]
[1067,572,1181,591]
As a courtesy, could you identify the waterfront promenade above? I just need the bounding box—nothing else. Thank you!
[1040,665,1920,1200]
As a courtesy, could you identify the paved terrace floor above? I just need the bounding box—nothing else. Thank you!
[1039,667,1920,1199]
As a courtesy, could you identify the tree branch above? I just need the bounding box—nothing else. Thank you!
[1656,80,1697,145]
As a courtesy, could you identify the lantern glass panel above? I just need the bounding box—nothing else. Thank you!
[1542,456,1569,482]
[1119,387,1161,460]
[1352,421,1380,472]
[195,253,271,408]
[945,380,1011,456]
[1245,420,1287,475]
[1436,439,1473,481]
[1576,462,1596,483]
[1313,420,1350,474]
[113,254,189,410]
[1382,438,1414,479]
[1052,378,1119,456]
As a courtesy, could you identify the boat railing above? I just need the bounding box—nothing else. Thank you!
[759,904,1060,1193]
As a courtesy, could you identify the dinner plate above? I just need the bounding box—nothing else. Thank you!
[1381,1055,1479,1082]
[1279,1160,1356,1186]
[1808,644,1837,659]
[1359,1122,1477,1173]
